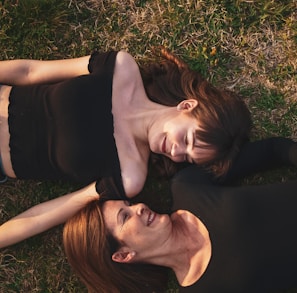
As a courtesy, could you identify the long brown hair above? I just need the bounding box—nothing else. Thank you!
[141,47,252,178]
[63,200,169,293]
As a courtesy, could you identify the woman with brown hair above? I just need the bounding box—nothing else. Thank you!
[63,139,297,293]
[0,47,251,248]
[64,199,170,293]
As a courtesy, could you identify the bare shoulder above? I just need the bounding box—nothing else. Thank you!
[112,51,145,108]
[115,51,139,71]
[114,51,141,86]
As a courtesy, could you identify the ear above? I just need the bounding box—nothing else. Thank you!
[176,99,198,112]
[112,249,136,263]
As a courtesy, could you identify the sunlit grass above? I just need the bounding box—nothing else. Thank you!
[0,0,296,292]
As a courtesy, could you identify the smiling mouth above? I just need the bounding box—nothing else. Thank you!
[147,211,156,226]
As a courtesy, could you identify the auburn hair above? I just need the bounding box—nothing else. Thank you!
[63,200,169,293]
[141,47,252,178]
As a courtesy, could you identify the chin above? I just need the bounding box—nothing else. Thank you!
[148,142,158,154]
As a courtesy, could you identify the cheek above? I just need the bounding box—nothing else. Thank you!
[167,127,180,142]
[164,120,177,134]
[131,224,145,240]
[122,232,145,249]
[121,222,143,242]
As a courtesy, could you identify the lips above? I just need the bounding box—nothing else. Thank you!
[147,211,156,226]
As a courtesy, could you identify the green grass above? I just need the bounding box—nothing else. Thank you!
[0,0,297,292]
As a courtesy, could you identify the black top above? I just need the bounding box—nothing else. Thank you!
[171,170,297,293]
[8,51,125,199]
[6,47,297,202]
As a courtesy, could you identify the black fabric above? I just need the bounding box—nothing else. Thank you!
[183,137,297,186]
[8,51,126,199]
[223,137,297,183]
[171,172,297,293]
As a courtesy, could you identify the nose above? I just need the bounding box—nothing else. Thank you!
[171,143,185,158]
[133,203,146,216]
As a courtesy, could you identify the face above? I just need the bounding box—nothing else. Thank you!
[102,201,172,258]
[149,106,214,164]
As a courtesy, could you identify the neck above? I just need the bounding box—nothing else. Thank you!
[143,211,211,287]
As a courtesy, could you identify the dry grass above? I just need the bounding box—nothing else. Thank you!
[0,0,297,292]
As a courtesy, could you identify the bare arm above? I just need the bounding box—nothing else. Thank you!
[0,182,98,249]
[0,55,91,86]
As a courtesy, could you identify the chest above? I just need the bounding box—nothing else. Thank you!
[112,113,149,197]
[111,64,150,197]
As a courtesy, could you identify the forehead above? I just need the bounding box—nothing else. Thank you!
[102,200,123,231]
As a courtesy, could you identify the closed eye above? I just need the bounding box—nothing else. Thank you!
[120,202,132,226]
[185,135,188,146]
[123,212,129,223]
[185,134,194,163]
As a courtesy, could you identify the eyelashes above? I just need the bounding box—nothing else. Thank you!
[122,213,129,224]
